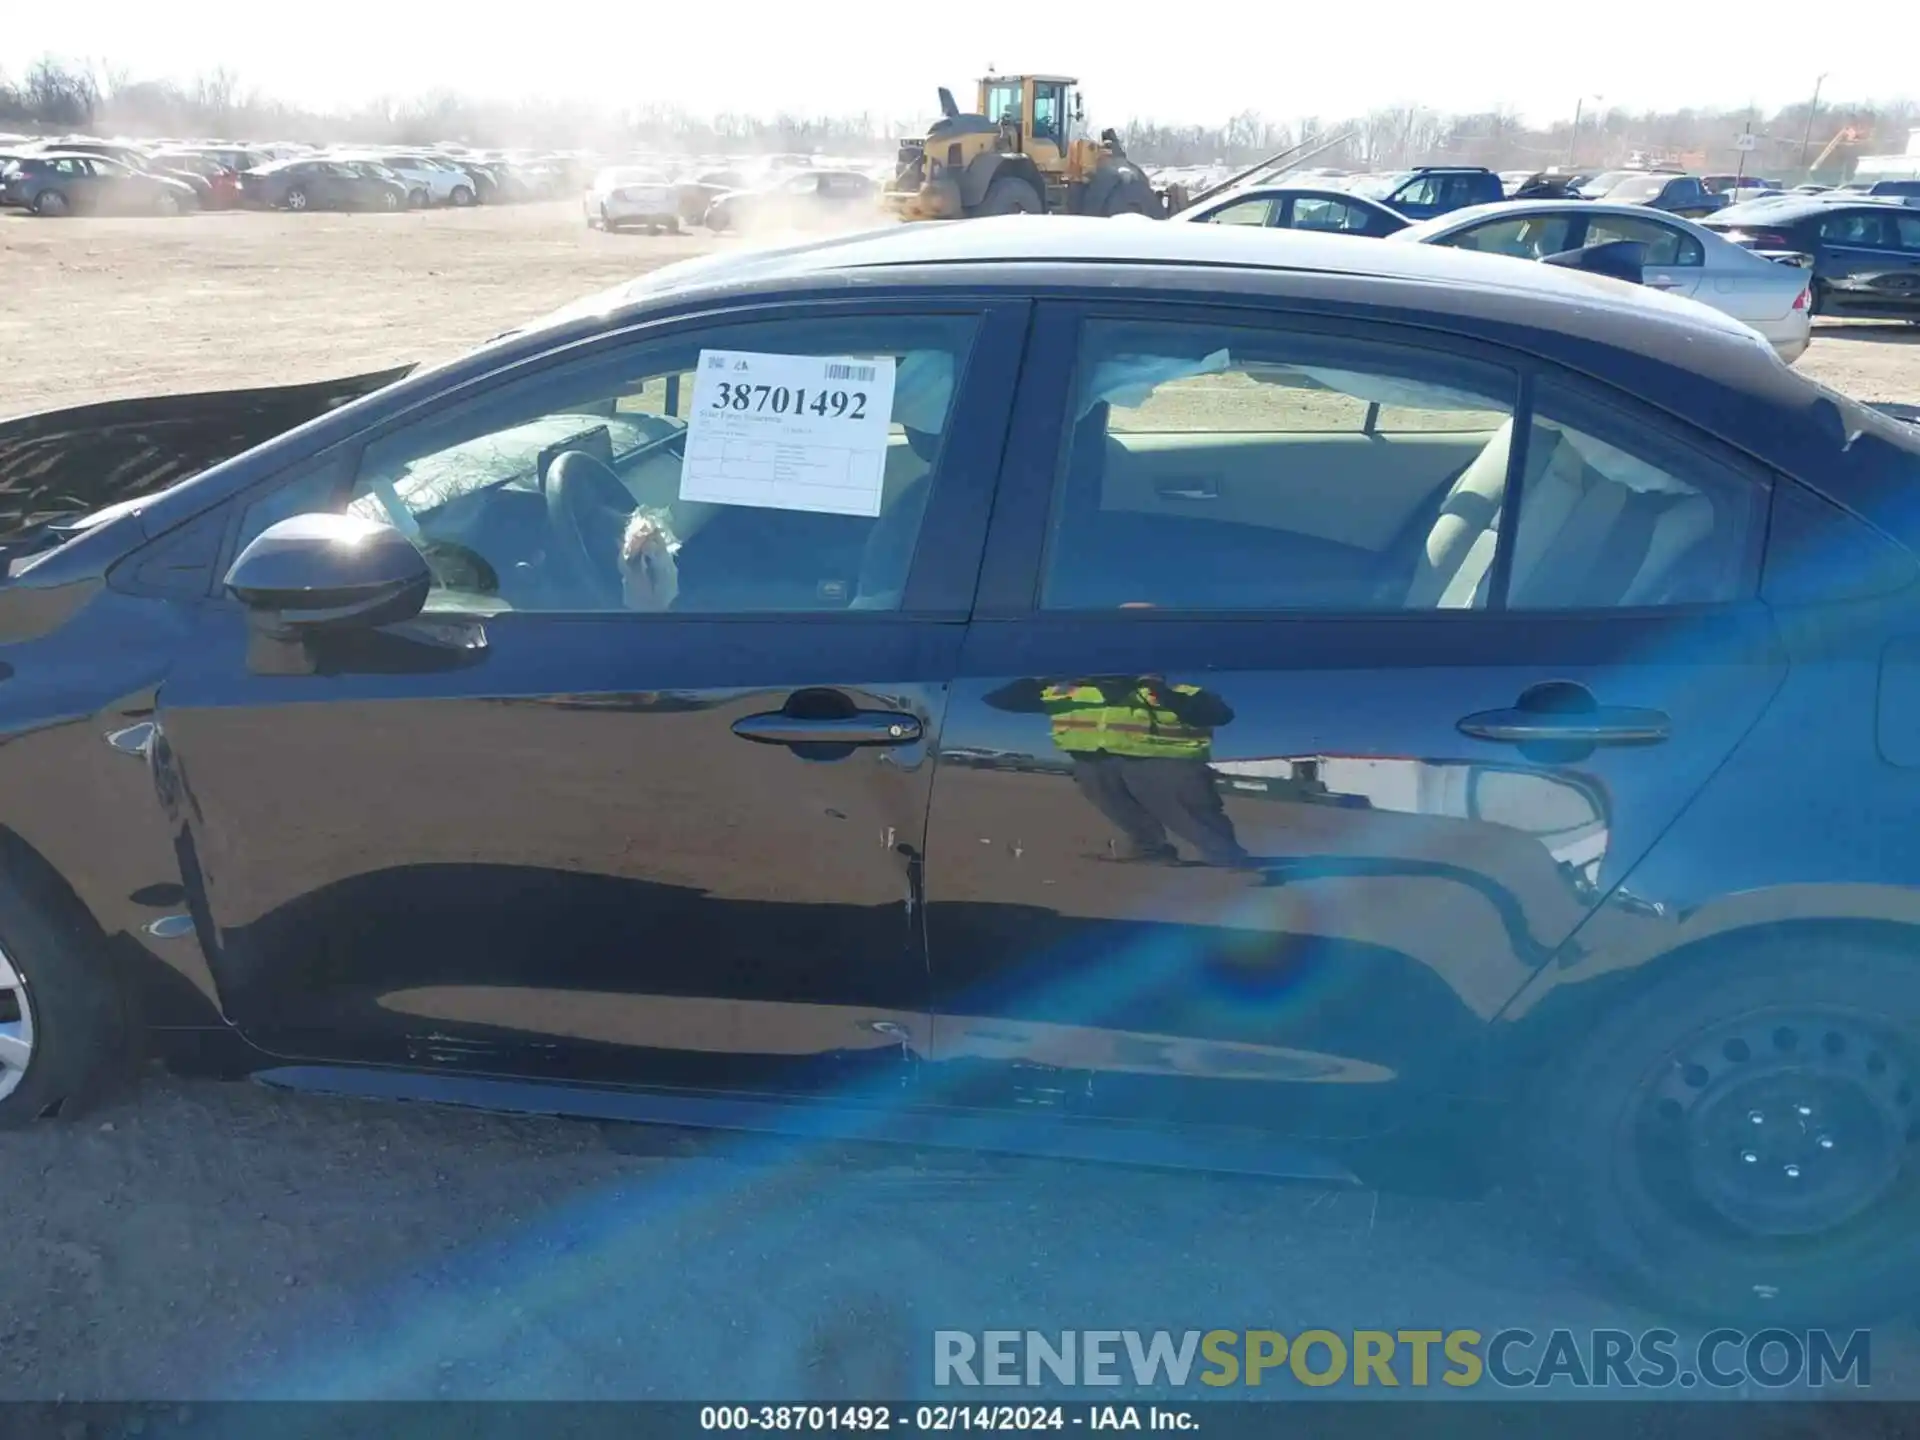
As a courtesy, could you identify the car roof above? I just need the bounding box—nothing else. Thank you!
[1190,184,1395,208]
[1399,199,1720,235]
[533,215,1766,354]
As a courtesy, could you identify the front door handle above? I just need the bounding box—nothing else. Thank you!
[1458,706,1670,746]
[732,711,922,747]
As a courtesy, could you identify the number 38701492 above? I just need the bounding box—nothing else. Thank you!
[710,382,868,420]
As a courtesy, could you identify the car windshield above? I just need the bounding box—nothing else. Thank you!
[1603,175,1668,201]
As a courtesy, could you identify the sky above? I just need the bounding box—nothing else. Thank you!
[2,0,1911,130]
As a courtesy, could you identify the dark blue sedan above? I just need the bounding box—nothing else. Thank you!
[1705,196,1920,320]
[3,218,1920,1328]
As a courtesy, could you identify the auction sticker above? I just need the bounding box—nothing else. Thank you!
[680,350,897,518]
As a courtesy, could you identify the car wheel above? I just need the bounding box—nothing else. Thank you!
[976,175,1043,216]
[450,185,474,207]
[1810,281,1831,318]
[381,189,401,212]
[408,188,428,209]
[1102,182,1158,218]
[284,187,309,212]
[0,867,132,1129]
[665,217,681,234]
[31,189,70,217]
[1527,932,1920,1324]
[153,190,179,216]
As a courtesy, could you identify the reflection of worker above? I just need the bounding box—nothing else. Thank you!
[984,676,1251,867]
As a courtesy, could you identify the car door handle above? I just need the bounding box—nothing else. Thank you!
[732,711,922,746]
[1457,706,1670,746]
[1156,476,1219,501]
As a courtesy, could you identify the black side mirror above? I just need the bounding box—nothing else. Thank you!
[1540,239,1646,286]
[225,512,431,635]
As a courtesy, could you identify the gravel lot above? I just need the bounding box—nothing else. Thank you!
[3,201,1920,1409]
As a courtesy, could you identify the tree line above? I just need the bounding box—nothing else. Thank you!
[3,57,1913,180]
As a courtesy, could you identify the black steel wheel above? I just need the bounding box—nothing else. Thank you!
[1528,933,1920,1323]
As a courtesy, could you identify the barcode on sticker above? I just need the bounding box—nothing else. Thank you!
[825,363,877,381]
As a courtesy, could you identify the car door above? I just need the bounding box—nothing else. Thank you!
[921,300,1785,1133]
[1814,208,1913,314]
[150,297,1028,1093]
[1582,213,1706,298]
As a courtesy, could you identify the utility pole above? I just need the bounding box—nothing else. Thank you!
[1798,72,1828,177]
[1568,96,1583,168]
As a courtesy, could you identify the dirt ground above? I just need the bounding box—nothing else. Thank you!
[3,201,1918,419]
[4,202,1920,1408]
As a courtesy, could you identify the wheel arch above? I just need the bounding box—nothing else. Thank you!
[1492,906,1920,1091]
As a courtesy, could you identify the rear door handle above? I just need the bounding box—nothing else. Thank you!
[1156,476,1219,501]
[1457,706,1670,746]
[732,711,922,746]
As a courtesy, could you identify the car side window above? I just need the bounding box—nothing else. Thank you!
[257,314,979,616]
[1040,319,1519,612]
[1205,198,1274,226]
[1896,215,1920,252]
[1394,176,1439,207]
[1506,382,1762,609]
[1820,211,1895,247]
[1584,215,1703,266]
[1445,214,1576,258]
[1290,198,1361,232]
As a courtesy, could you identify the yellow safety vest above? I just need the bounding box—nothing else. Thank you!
[1039,683,1212,760]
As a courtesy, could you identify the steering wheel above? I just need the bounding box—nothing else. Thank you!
[543,449,638,608]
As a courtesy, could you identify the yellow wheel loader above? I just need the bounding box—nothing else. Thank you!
[886,75,1172,221]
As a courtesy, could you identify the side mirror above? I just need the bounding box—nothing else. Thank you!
[224,512,431,635]
[1540,239,1646,286]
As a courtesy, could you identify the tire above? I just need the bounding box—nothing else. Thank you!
[1103,182,1158,218]
[153,190,179,216]
[449,185,474,207]
[31,189,70,217]
[975,175,1043,217]
[1810,281,1830,318]
[408,188,428,209]
[1527,932,1920,1324]
[0,867,131,1128]
[380,189,401,212]
[284,187,309,212]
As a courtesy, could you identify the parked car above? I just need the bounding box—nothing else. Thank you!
[1703,197,1920,320]
[1396,200,1813,362]
[6,218,1920,1327]
[0,152,196,216]
[1838,180,1920,201]
[1346,165,1504,219]
[238,158,405,212]
[1594,172,1727,218]
[1175,184,1410,236]
[703,168,880,231]
[149,150,243,208]
[339,152,479,208]
[27,139,213,208]
[583,167,680,233]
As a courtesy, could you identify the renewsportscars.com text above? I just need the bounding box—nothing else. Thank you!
[933,1329,1871,1390]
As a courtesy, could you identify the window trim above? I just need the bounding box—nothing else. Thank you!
[209,295,1032,621]
[978,298,1773,623]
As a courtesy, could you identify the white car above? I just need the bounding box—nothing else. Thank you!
[584,167,680,233]
[336,152,479,207]
[1392,201,1813,364]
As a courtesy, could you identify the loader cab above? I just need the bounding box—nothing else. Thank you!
[975,74,1079,168]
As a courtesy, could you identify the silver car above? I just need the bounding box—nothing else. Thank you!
[1391,201,1813,364]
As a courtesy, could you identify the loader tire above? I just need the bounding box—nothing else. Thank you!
[976,176,1042,217]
